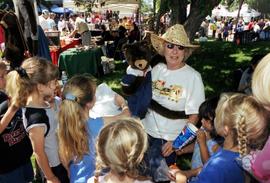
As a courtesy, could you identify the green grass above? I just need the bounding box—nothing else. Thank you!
[100,41,270,98]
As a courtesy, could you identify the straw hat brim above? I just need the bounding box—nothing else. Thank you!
[151,33,199,56]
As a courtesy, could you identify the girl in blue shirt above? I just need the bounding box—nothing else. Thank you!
[170,93,269,183]
[175,96,222,180]
[57,75,130,183]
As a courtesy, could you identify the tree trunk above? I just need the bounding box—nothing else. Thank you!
[154,0,222,39]
[169,0,188,25]
[148,0,156,31]
[184,0,221,40]
[154,0,169,34]
[236,0,245,25]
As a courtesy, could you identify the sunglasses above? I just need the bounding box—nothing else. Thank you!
[166,43,185,50]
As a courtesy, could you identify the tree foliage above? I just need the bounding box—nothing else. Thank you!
[141,0,152,13]
[153,0,222,40]
[246,0,270,17]
[73,0,96,12]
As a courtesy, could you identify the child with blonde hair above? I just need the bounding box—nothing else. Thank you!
[4,57,68,183]
[57,74,130,183]
[249,53,270,182]
[87,118,152,183]
[0,61,34,182]
[169,93,269,183]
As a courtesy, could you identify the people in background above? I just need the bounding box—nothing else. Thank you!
[128,22,141,43]
[69,13,91,46]
[39,10,49,31]
[47,13,57,31]
[238,54,264,95]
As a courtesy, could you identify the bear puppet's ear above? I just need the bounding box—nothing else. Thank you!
[134,59,148,70]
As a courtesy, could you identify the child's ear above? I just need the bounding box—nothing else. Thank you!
[223,125,230,137]
[85,97,96,110]
[37,83,45,93]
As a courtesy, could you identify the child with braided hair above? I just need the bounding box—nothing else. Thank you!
[87,118,153,183]
[169,93,269,183]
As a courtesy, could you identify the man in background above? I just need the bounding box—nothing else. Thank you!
[69,13,91,46]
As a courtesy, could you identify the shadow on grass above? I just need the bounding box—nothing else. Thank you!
[189,41,270,97]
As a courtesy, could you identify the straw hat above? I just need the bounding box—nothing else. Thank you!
[151,24,199,60]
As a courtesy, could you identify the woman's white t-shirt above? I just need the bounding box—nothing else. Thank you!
[142,63,205,141]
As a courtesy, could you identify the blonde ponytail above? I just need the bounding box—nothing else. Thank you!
[57,74,96,165]
[58,99,89,164]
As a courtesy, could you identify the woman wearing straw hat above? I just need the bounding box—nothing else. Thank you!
[142,24,205,182]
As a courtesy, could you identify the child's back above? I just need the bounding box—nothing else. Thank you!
[194,148,244,183]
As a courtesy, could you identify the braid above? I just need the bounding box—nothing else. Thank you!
[94,159,102,183]
[237,115,248,157]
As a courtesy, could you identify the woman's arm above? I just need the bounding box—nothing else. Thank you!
[103,108,130,125]
[28,127,60,183]
[188,114,199,125]
[175,142,195,156]
[103,94,131,125]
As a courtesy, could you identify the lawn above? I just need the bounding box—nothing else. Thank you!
[101,40,270,98]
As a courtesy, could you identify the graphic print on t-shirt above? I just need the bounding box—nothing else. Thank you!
[153,80,183,102]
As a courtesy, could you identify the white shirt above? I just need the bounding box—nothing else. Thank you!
[47,18,56,31]
[39,15,49,31]
[142,63,205,141]
[89,83,122,118]
[58,20,67,32]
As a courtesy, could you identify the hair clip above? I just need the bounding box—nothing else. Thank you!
[64,93,77,102]
[15,67,28,78]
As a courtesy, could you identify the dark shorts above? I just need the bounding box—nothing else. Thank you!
[51,164,69,183]
[0,160,34,183]
[143,135,176,182]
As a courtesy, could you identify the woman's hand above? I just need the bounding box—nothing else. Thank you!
[162,141,174,157]
[46,175,60,183]
[175,148,186,156]
[196,129,206,145]
[168,168,187,183]
[120,106,131,117]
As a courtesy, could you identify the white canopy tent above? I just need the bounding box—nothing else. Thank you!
[229,4,261,22]
[99,4,138,18]
[211,5,230,17]
[99,0,139,18]
[211,3,261,22]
